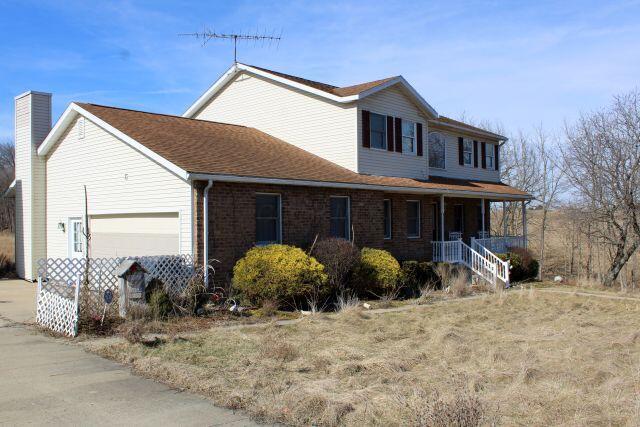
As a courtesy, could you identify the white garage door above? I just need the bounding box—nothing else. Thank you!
[89,213,179,258]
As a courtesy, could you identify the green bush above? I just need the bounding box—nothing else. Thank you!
[497,247,539,282]
[232,244,328,307]
[399,261,441,297]
[353,248,400,296]
[146,285,172,320]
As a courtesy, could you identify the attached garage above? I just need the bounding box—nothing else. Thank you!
[89,212,180,258]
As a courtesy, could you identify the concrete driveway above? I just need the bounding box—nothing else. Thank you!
[0,280,259,426]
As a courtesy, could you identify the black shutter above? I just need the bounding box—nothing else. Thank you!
[416,123,423,156]
[386,116,394,152]
[362,110,370,148]
[458,137,464,165]
[495,144,500,170]
[473,140,478,168]
[481,142,486,168]
[395,117,402,153]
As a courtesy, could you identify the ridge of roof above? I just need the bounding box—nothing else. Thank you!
[243,64,397,97]
[430,116,507,141]
[75,102,249,128]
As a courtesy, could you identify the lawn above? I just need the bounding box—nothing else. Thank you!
[90,288,640,426]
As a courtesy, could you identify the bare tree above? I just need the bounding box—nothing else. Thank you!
[532,126,566,279]
[563,90,640,286]
[0,139,15,232]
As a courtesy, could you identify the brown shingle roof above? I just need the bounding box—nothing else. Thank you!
[430,116,506,141]
[247,64,397,97]
[78,103,529,198]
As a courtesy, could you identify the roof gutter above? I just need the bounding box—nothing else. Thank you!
[187,173,532,201]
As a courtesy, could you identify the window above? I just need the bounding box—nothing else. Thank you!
[370,113,387,150]
[402,120,416,154]
[454,204,464,233]
[383,199,392,239]
[72,221,82,253]
[330,196,350,239]
[428,132,446,169]
[463,139,473,165]
[256,194,281,245]
[485,144,494,169]
[406,200,420,238]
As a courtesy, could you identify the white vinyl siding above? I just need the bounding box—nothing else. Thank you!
[45,116,192,258]
[14,92,49,280]
[193,72,358,171]
[427,130,501,182]
[358,86,428,179]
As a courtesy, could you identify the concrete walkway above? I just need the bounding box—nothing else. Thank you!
[0,280,259,426]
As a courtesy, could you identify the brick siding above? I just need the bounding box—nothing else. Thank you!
[193,181,489,283]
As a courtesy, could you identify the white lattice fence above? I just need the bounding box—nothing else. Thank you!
[36,255,197,331]
[36,276,80,337]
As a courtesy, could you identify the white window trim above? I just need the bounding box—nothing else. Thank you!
[68,217,84,258]
[383,199,392,240]
[255,192,282,245]
[402,120,417,156]
[428,131,446,170]
[330,196,351,239]
[369,112,388,151]
[406,200,421,239]
[463,138,474,167]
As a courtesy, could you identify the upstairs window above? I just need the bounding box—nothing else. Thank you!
[256,194,281,245]
[406,200,421,238]
[485,144,495,169]
[428,132,446,169]
[463,139,473,166]
[383,199,392,239]
[402,120,416,154]
[330,196,350,239]
[370,113,387,150]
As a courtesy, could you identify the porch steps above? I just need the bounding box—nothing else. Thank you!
[433,239,510,288]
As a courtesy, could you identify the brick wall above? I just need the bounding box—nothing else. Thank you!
[194,181,488,282]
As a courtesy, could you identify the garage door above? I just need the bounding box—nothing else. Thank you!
[89,213,179,257]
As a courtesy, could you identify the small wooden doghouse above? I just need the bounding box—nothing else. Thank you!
[116,259,148,318]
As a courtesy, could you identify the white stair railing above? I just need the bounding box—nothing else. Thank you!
[433,240,497,286]
[471,238,510,286]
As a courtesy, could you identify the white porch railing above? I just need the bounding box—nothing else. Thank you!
[432,239,497,286]
[471,239,510,285]
[473,235,525,254]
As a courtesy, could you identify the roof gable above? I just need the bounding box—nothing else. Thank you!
[183,63,438,119]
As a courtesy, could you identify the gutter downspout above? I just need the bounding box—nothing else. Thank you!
[203,179,213,286]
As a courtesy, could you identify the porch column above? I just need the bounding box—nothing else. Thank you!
[481,198,485,236]
[522,200,528,248]
[502,201,508,237]
[440,194,445,242]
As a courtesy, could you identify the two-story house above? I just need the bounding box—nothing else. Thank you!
[9,63,530,283]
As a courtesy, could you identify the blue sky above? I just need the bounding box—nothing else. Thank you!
[1,0,639,141]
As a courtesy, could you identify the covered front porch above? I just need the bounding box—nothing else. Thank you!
[431,195,529,286]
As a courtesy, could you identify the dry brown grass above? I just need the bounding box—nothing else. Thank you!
[0,231,13,261]
[90,291,640,426]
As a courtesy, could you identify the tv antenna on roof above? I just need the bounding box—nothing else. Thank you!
[179,28,282,63]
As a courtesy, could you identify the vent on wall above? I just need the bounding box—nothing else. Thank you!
[78,117,85,139]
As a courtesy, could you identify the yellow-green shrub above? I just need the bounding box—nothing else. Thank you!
[353,248,400,296]
[232,244,328,306]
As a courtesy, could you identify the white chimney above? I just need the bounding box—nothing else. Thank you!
[14,91,51,280]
